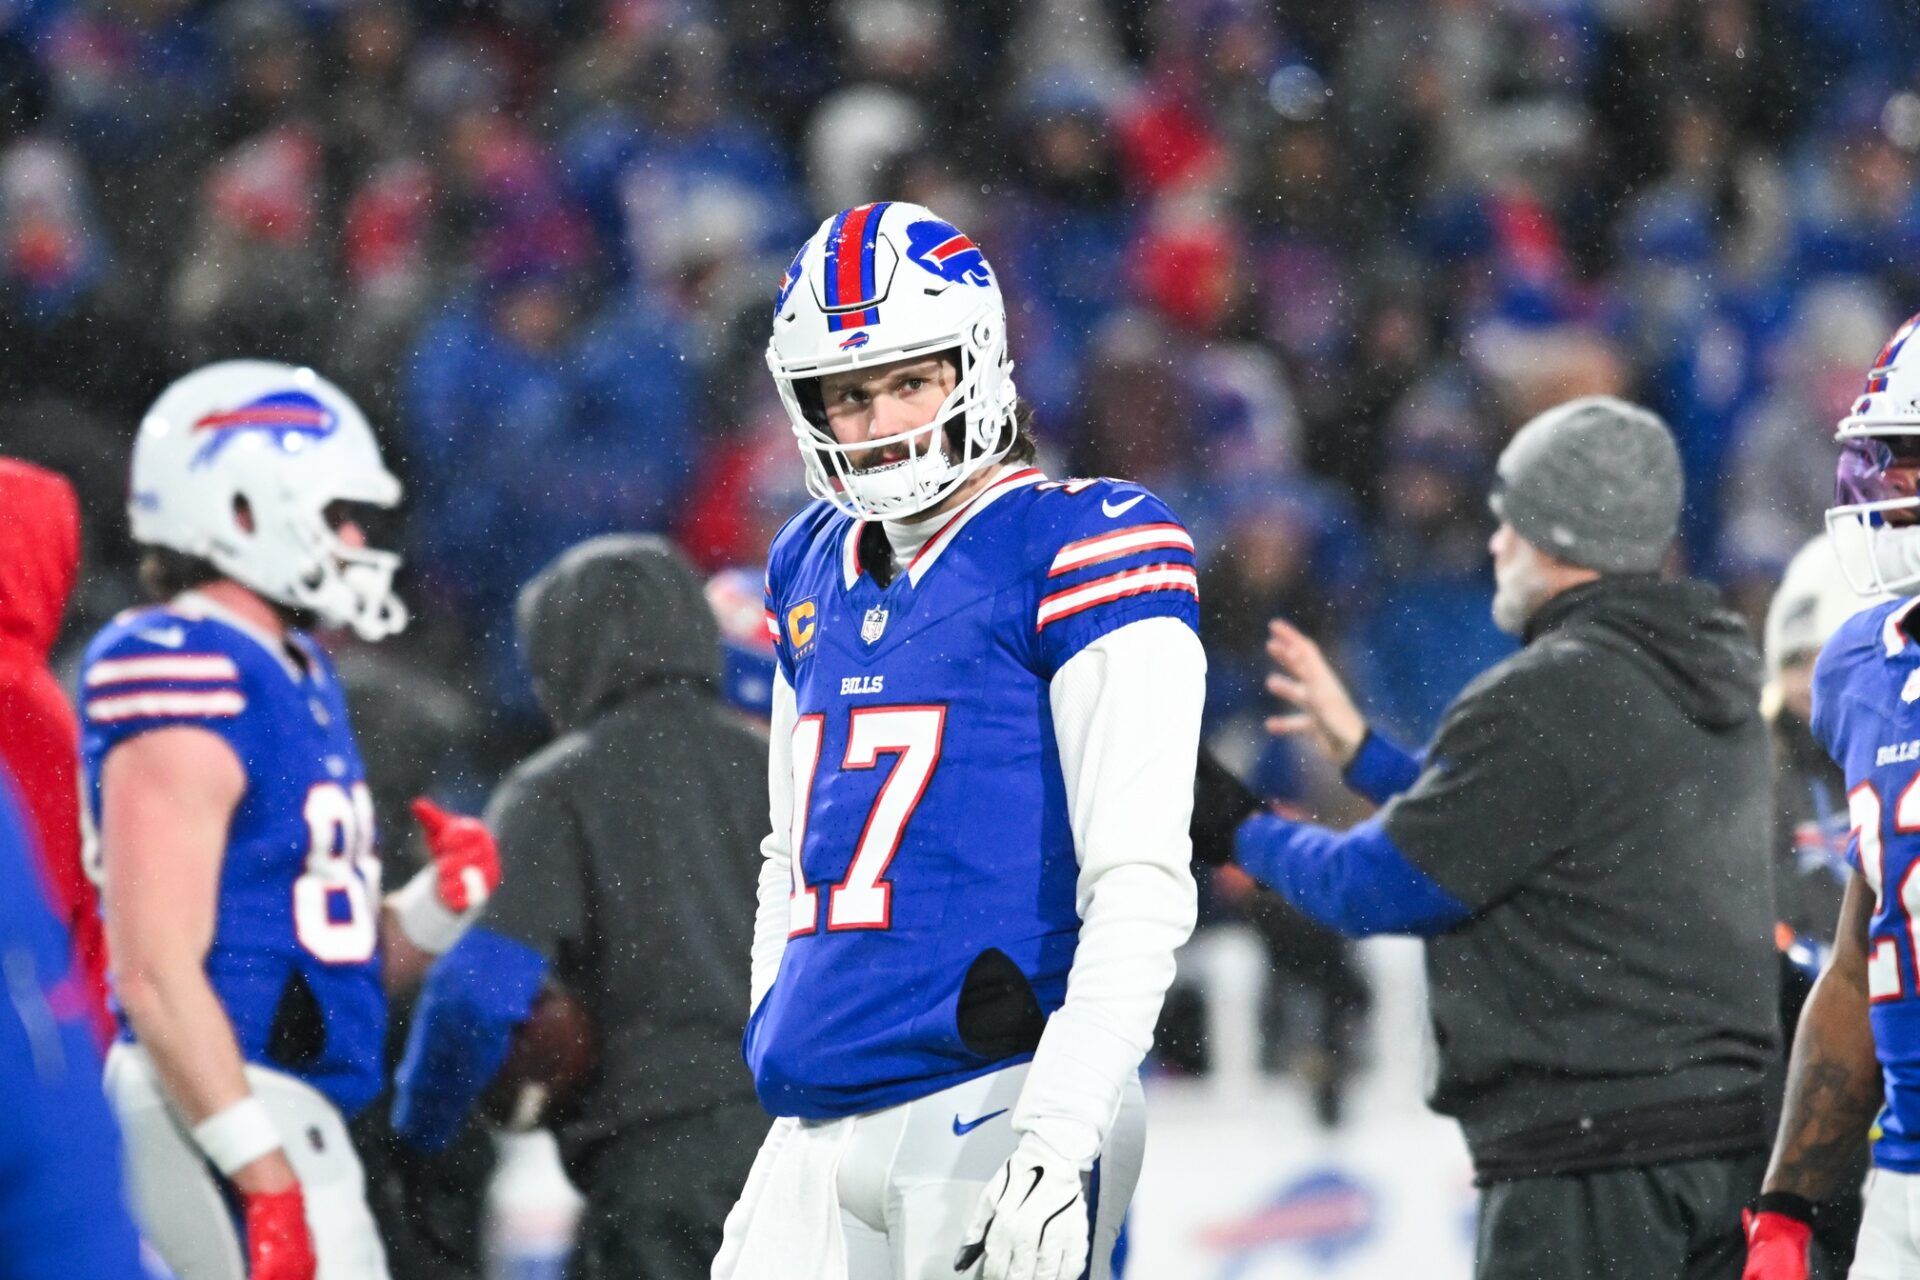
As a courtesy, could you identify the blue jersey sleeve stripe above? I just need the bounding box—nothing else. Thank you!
[85,653,239,687]
[1047,522,1194,577]
[86,689,246,722]
[1035,562,1198,632]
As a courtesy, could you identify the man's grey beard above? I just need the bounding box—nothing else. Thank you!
[1491,573,1549,636]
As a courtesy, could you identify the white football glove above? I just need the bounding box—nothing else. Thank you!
[954,1135,1090,1280]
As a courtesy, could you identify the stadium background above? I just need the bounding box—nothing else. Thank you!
[1,0,1914,1275]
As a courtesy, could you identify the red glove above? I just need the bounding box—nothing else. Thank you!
[410,797,501,913]
[244,1185,316,1280]
[1742,1207,1813,1280]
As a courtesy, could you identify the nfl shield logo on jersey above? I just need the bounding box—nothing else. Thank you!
[861,607,889,644]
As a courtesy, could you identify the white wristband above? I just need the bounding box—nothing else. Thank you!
[191,1097,282,1177]
[387,864,476,954]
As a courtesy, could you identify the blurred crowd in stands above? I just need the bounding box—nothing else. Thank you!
[5,0,1920,1103]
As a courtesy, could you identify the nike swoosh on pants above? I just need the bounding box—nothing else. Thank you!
[952,1108,1009,1136]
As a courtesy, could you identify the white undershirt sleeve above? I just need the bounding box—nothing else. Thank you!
[750,669,798,1014]
[1012,614,1205,1168]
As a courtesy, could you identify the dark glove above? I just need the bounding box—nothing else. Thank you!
[1191,747,1263,868]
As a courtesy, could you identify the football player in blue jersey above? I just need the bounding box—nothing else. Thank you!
[713,202,1205,1280]
[1747,313,1920,1278]
[83,361,502,1280]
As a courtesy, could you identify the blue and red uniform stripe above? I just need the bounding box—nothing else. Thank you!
[824,202,890,331]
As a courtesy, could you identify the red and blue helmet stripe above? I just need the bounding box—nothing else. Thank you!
[822,201,891,332]
[1866,313,1920,393]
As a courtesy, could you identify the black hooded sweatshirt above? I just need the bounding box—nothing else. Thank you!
[1379,576,1779,1181]
[481,535,765,1165]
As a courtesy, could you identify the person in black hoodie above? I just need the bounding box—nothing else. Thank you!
[1191,397,1778,1280]
[390,534,766,1280]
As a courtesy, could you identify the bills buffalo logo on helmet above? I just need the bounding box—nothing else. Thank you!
[838,332,871,350]
[189,391,337,468]
[905,219,993,287]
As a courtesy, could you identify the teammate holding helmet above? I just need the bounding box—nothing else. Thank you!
[1747,313,1920,1278]
[713,202,1205,1280]
[85,361,500,1280]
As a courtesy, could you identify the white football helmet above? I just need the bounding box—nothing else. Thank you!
[130,360,408,639]
[766,201,1018,520]
[1827,312,1920,596]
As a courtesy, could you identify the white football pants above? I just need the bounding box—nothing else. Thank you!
[714,1061,1144,1280]
[1854,1168,1920,1278]
[102,1042,390,1280]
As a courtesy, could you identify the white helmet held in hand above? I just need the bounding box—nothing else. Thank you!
[766,201,1018,520]
[130,360,408,639]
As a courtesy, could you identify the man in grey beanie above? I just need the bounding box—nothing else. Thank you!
[1191,396,1779,1278]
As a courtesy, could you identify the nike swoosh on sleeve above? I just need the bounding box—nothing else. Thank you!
[1101,494,1146,518]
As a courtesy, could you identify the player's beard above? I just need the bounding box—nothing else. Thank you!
[1491,537,1557,636]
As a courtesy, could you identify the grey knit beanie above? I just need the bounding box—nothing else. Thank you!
[1489,396,1683,574]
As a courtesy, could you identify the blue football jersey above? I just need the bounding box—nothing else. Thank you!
[745,468,1201,1119]
[79,595,386,1117]
[1813,596,1920,1173]
[0,773,146,1279]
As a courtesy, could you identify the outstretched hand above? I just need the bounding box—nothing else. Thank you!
[1263,618,1367,768]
